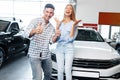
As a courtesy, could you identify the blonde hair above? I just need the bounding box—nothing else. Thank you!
[62,4,76,22]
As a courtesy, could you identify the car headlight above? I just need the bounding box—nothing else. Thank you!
[110,58,120,66]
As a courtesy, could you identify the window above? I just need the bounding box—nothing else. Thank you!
[8,23,19,32]
[0,0,69,27]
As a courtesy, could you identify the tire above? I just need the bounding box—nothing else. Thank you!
[0,47,5,68]
[24,39,30,55]
[116,46,120,55]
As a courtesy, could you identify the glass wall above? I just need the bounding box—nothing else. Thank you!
[0,0,69,26]
[100,25,120,39]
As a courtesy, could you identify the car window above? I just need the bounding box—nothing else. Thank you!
[8,23,20,32]
[0,20,10,32]
[75,29,104,42]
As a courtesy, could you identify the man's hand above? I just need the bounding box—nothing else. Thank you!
[55,29,61,37]
[29,23,43,37]
[52,29,61,43]
[35,23,43,34]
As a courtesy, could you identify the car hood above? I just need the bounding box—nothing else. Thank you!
[74,41,120,60]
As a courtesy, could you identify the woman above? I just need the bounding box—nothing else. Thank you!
[54,3,81,80]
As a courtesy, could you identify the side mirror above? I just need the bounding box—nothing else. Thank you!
[104,38,113,44]
[11,28,19,35]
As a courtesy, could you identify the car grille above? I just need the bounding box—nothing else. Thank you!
[73,58,120,69]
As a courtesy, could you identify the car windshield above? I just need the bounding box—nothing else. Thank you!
[0,20,10,32]
[75,29,104,42]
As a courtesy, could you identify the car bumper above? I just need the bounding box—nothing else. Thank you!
[72,64,120,79]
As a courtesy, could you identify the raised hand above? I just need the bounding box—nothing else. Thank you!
[73,20,82,26]
[54,17,61,29]
[35,23,43,34]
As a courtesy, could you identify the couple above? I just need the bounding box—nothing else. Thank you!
[25,3,81,80]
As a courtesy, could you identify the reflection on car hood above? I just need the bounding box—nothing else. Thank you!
[74,41,120,60]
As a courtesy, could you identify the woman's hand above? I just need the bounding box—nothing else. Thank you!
[73,20,82,26]
[70,20,81,37]
[54,17,61,29]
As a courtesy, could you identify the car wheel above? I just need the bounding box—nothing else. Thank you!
[24,44,30,55]
[116,46,120,54]
[25,49,29,55]
[0,47,4,68]
[24,39,30,55]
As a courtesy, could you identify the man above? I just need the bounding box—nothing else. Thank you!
[25,3,60,80]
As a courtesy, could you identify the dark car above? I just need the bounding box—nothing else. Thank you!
[0,17,30,68]
[109,32,120,54]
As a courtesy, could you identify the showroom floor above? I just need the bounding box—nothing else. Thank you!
[0,53,100,80]
[0,53,32,80]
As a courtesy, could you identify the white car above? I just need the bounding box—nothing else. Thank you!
[50,28,120,80]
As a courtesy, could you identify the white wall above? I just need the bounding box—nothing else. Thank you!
[76,0,120,39]
[76,0,120,24]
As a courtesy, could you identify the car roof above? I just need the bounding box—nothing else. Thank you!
[0,17,22,23]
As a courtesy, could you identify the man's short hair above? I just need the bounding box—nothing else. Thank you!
[44,3,55,10]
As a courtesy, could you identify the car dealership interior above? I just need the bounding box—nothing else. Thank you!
[0,0,120,80]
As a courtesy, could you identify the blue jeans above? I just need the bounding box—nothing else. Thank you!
[29,57,52,80]
[55,43,74,80]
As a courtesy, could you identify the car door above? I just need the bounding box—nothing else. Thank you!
[7,22,25,54]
